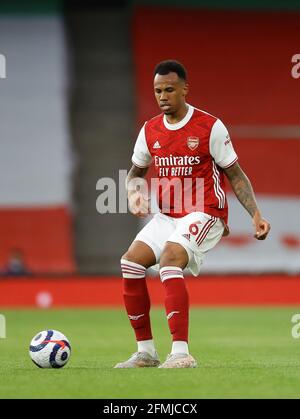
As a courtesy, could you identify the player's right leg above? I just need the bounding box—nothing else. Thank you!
[114,240,160,368]
[115,214,175,368]
[158,242,197,369]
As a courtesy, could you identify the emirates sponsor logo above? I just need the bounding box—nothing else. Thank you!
[187,136,199,151]
[154,155,200,167]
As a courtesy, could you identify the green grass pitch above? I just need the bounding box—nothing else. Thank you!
[1,307,300,399]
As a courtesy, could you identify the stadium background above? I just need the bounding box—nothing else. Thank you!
[0,0,299,307]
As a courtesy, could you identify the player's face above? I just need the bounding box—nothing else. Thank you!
[154,72,188,115]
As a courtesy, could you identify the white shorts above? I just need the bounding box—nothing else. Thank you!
[134,212,224,276]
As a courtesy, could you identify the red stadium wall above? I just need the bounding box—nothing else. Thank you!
[132,7,300,195]
[132,7,300,274]
[0,207,76,274]
[230,138,300,196]
[133,8,300,126]
[1,276,300,307]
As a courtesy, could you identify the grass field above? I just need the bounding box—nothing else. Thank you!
[1,307,300,399]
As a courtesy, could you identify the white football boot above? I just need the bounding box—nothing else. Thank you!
[158,353,197,369]
[114,351,160,368]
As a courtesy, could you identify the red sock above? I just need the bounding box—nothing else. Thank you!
[160,266,189,342]
[121,259,152,341]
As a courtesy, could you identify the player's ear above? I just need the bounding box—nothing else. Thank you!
[183,82,189,97]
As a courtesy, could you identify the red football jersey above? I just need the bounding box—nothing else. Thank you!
[132,105,238,223]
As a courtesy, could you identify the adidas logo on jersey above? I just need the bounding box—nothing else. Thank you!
[153,141,161,149]
[182,233,191,241]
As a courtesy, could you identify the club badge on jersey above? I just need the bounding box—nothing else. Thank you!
[187,136,200,151]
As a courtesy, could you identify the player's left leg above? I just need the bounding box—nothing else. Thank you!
[158,212,224,368]
[158,242,197,368]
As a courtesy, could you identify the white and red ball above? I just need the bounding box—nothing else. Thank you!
[29,330,71,368]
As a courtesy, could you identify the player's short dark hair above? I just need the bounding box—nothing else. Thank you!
[154,60,187,81]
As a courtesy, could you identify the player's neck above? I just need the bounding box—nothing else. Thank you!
[165,103,189,125]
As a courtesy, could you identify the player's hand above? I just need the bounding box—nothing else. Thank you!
[252,211,271,240]
[128,191,150,218]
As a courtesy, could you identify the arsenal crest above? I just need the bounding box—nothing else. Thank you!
[187,136,199,151]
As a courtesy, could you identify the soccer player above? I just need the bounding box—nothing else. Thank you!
[115,60,270,369]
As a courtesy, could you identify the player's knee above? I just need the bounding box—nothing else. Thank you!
[121,251,128,262]
[120,251,143,267]
[160,249,178,267]
[160,243,189,269]
[120,251,133,264]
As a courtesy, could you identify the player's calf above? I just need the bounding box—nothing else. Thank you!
[160,266,189,342]
[121,259,153,342]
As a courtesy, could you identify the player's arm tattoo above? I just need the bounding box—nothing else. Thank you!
[224,162,260,217]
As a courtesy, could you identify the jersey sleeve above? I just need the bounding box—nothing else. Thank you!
[209,119,238,168]
[131,123,152,168]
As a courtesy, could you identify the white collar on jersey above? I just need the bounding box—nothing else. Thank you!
[163,104,194,130]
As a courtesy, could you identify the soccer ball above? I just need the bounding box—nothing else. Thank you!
[29,330,71,368]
